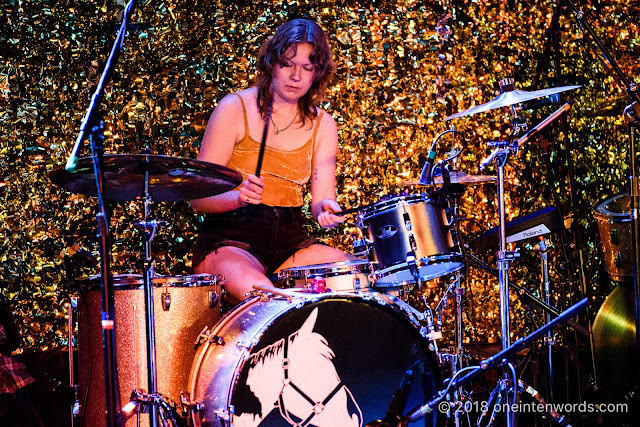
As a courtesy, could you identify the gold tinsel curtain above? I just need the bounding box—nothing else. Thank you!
[0,0,638,350]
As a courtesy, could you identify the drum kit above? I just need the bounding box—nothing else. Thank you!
[48,78,597,427]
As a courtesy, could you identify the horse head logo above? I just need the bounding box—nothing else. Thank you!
[234,307,363,427]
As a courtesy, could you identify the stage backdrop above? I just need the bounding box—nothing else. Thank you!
[1,0,638,350]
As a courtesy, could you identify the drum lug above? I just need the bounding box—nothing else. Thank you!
[237,338,258,349]
[180,391,205,415]
[610,228,619,245]
[208,290,219,308]
[161,290,171,311]
[403,212,411,231]
[615,252,623,268]
[408,234,417,251]
[217,406,233,422]
[194,326,225,349]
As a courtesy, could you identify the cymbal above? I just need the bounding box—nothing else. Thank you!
[49,154,243,202]
[445,85,581,120]
[402,170,496,186]
[592,285,638,398]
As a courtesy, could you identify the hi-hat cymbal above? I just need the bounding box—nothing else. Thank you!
[445,85,581,120]
[49,154,243,202]
[402,170,496,186]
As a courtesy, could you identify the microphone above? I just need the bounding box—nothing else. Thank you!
[518,93,561,110]
[419,140,438,185]
[518,380,571,426]
[65,237,99,268]
[516,100,575,148]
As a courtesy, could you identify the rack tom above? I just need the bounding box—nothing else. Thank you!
[358,193,463,288]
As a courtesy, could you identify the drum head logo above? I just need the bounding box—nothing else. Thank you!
[233,307,363,427]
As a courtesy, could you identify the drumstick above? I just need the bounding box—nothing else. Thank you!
[255,93,274,177]
[252,283,304,298]
[333,205,363,216]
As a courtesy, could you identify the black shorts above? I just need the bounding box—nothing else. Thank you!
[192,205,319,275]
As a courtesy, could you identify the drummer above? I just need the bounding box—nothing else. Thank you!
[190,18,355,304]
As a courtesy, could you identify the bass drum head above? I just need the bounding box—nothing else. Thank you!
[189,293,442,427]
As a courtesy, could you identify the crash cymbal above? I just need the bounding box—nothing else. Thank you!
[592,285,638,398]
[445,85,581,120]
[402,170,496,186]
[49,154,243,202]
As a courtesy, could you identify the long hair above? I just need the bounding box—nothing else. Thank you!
[255,19,336,124]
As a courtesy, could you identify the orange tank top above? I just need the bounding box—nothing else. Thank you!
[226,93,322,207]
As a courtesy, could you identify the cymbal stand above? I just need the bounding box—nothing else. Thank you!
[123,166,172,427]
[480,140,517,427]
[537,238,555,403]
[479,98,575,426]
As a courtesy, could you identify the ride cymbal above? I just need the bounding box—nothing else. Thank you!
[49,154,243,202]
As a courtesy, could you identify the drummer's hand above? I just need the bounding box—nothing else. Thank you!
[238,175,264,206]
[317,199,346,229]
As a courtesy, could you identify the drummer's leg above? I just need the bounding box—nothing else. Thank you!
[194,246,272,305]
[276,244,356,272]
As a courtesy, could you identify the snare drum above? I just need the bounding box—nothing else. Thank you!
[186,291,442,426]
[358,193,463,288]
[78,274,223,426]
[277,260,371,292]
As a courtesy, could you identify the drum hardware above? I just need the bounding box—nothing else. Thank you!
[193,325,225,349]
[389,298,589,426]
[121,389,181,427]
[537,238,555,402]
[161,290,171,311]
[465,79,577,426]
[208,289,220,308]
[68,296,80,426]
[51,150,239,427]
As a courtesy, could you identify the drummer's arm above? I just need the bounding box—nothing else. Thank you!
[311,114,345,229]
[190,94,250,214]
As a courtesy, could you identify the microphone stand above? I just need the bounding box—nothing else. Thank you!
[369,298,590,426]
[563,0,640,373]
[65,1,140,426]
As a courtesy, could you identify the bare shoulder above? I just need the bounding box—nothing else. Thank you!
[212,91,245,115]
[315,107,338,139]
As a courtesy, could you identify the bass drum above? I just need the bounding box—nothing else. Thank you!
[186,292,442,427]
